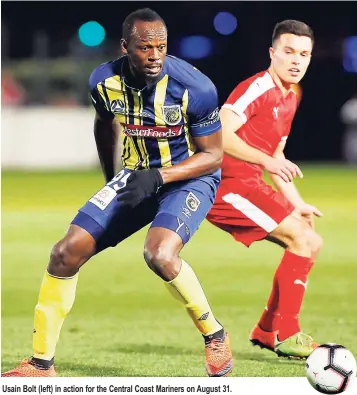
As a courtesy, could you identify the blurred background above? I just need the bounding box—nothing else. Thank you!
[2,1,357,378]
[2,1,357,168]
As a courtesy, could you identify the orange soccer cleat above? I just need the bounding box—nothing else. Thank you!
[1,358,56,377]
[204,329,234,377]
[249,324,278,352]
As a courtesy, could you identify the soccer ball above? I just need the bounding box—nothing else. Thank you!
[306,344,356,393]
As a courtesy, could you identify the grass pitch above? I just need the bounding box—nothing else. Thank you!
[2,165,357,377]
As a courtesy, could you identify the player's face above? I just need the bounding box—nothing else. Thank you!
[121,20,167,82]
[269,34,312,85]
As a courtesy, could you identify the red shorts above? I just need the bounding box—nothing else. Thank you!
[207,178,294,247]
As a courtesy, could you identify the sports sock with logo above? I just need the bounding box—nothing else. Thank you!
[165,259,222,336]
[33,271,79,362]
[258,255,315,334]
[274,250,312,341]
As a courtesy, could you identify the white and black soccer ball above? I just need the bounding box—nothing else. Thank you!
[306,344,357,393]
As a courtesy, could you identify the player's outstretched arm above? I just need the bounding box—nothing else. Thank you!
[220,107,302,183]
[270,141,322,227]
[94,113,119,183]
[158,130,223,184]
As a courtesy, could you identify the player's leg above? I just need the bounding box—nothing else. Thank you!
[1,224,96,377]
[260,213,322,357]
[144,228,223,336]
[143,178,233,377]
[207,180,292,349]
[207,180,322,357]
[2,170,157,377]
[1,224,96,378]
[258,210,322,334]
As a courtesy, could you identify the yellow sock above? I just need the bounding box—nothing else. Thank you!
[33,271,79,360]
[165,259,222,336]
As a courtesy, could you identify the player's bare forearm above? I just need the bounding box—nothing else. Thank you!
[94,114,119,183]
[224,130,269,165]
[271,172,323,225]
[158,130,223,184]
[270,173,305,208]
[220,107,268,165]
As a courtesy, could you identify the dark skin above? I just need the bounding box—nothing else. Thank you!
[48,19,223,281]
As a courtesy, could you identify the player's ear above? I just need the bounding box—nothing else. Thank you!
[269,47,274,61]
[121,39,128,54]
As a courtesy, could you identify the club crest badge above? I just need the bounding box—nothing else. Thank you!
[186,192,201,212]
[162,105,182,126]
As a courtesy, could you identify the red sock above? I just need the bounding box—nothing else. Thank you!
[258,276,280,332]
[258,255,314,334]
[276,250,311,341]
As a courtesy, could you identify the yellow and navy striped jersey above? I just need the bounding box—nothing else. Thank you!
[89,55,221,171]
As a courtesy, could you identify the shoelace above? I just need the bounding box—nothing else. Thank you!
[206,338,226,353]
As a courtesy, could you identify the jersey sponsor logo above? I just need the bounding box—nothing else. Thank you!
[89,186,117,210]
[162,105,182,125]
[193,107,220,128]
[208,108,220,120]
[186,192,201,212]
[110,99,126,115]
[121,124,183,138]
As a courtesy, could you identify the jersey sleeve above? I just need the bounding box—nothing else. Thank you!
[89,66,114,120]
[187,78,222,137]
[222,78,270,124]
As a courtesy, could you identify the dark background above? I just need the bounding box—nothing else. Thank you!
[2,1,357,161]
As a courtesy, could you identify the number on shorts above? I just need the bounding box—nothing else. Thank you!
[107,170,131,191]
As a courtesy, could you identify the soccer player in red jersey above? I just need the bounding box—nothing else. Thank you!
[207,20,322,358]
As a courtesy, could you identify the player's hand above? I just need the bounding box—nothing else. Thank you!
[117,169,163,208]
[297,203,323,228]
[262,156,303,183]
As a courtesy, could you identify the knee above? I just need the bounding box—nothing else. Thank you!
[49,238,83,277]
[310,231,323,255]
[290,224,323,254]
[143,244,180,280]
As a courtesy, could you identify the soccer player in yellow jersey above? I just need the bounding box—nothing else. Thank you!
[2,8,233,377]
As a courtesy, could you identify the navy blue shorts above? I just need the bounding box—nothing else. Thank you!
[71,168,220,253]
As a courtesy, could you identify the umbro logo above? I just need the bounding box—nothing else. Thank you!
[198,312,210,321]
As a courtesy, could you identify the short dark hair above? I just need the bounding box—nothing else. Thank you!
[122,8,166,41]
[272,20,314,46]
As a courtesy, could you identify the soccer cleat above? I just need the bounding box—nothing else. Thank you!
[204,329,234,377]
[1,358,56,377]
[249,324,278,352]
[274,332,319,359]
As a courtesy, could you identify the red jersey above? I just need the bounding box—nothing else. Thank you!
[221,70,298,181]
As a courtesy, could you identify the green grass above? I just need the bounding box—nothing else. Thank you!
[2,165,357,377]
